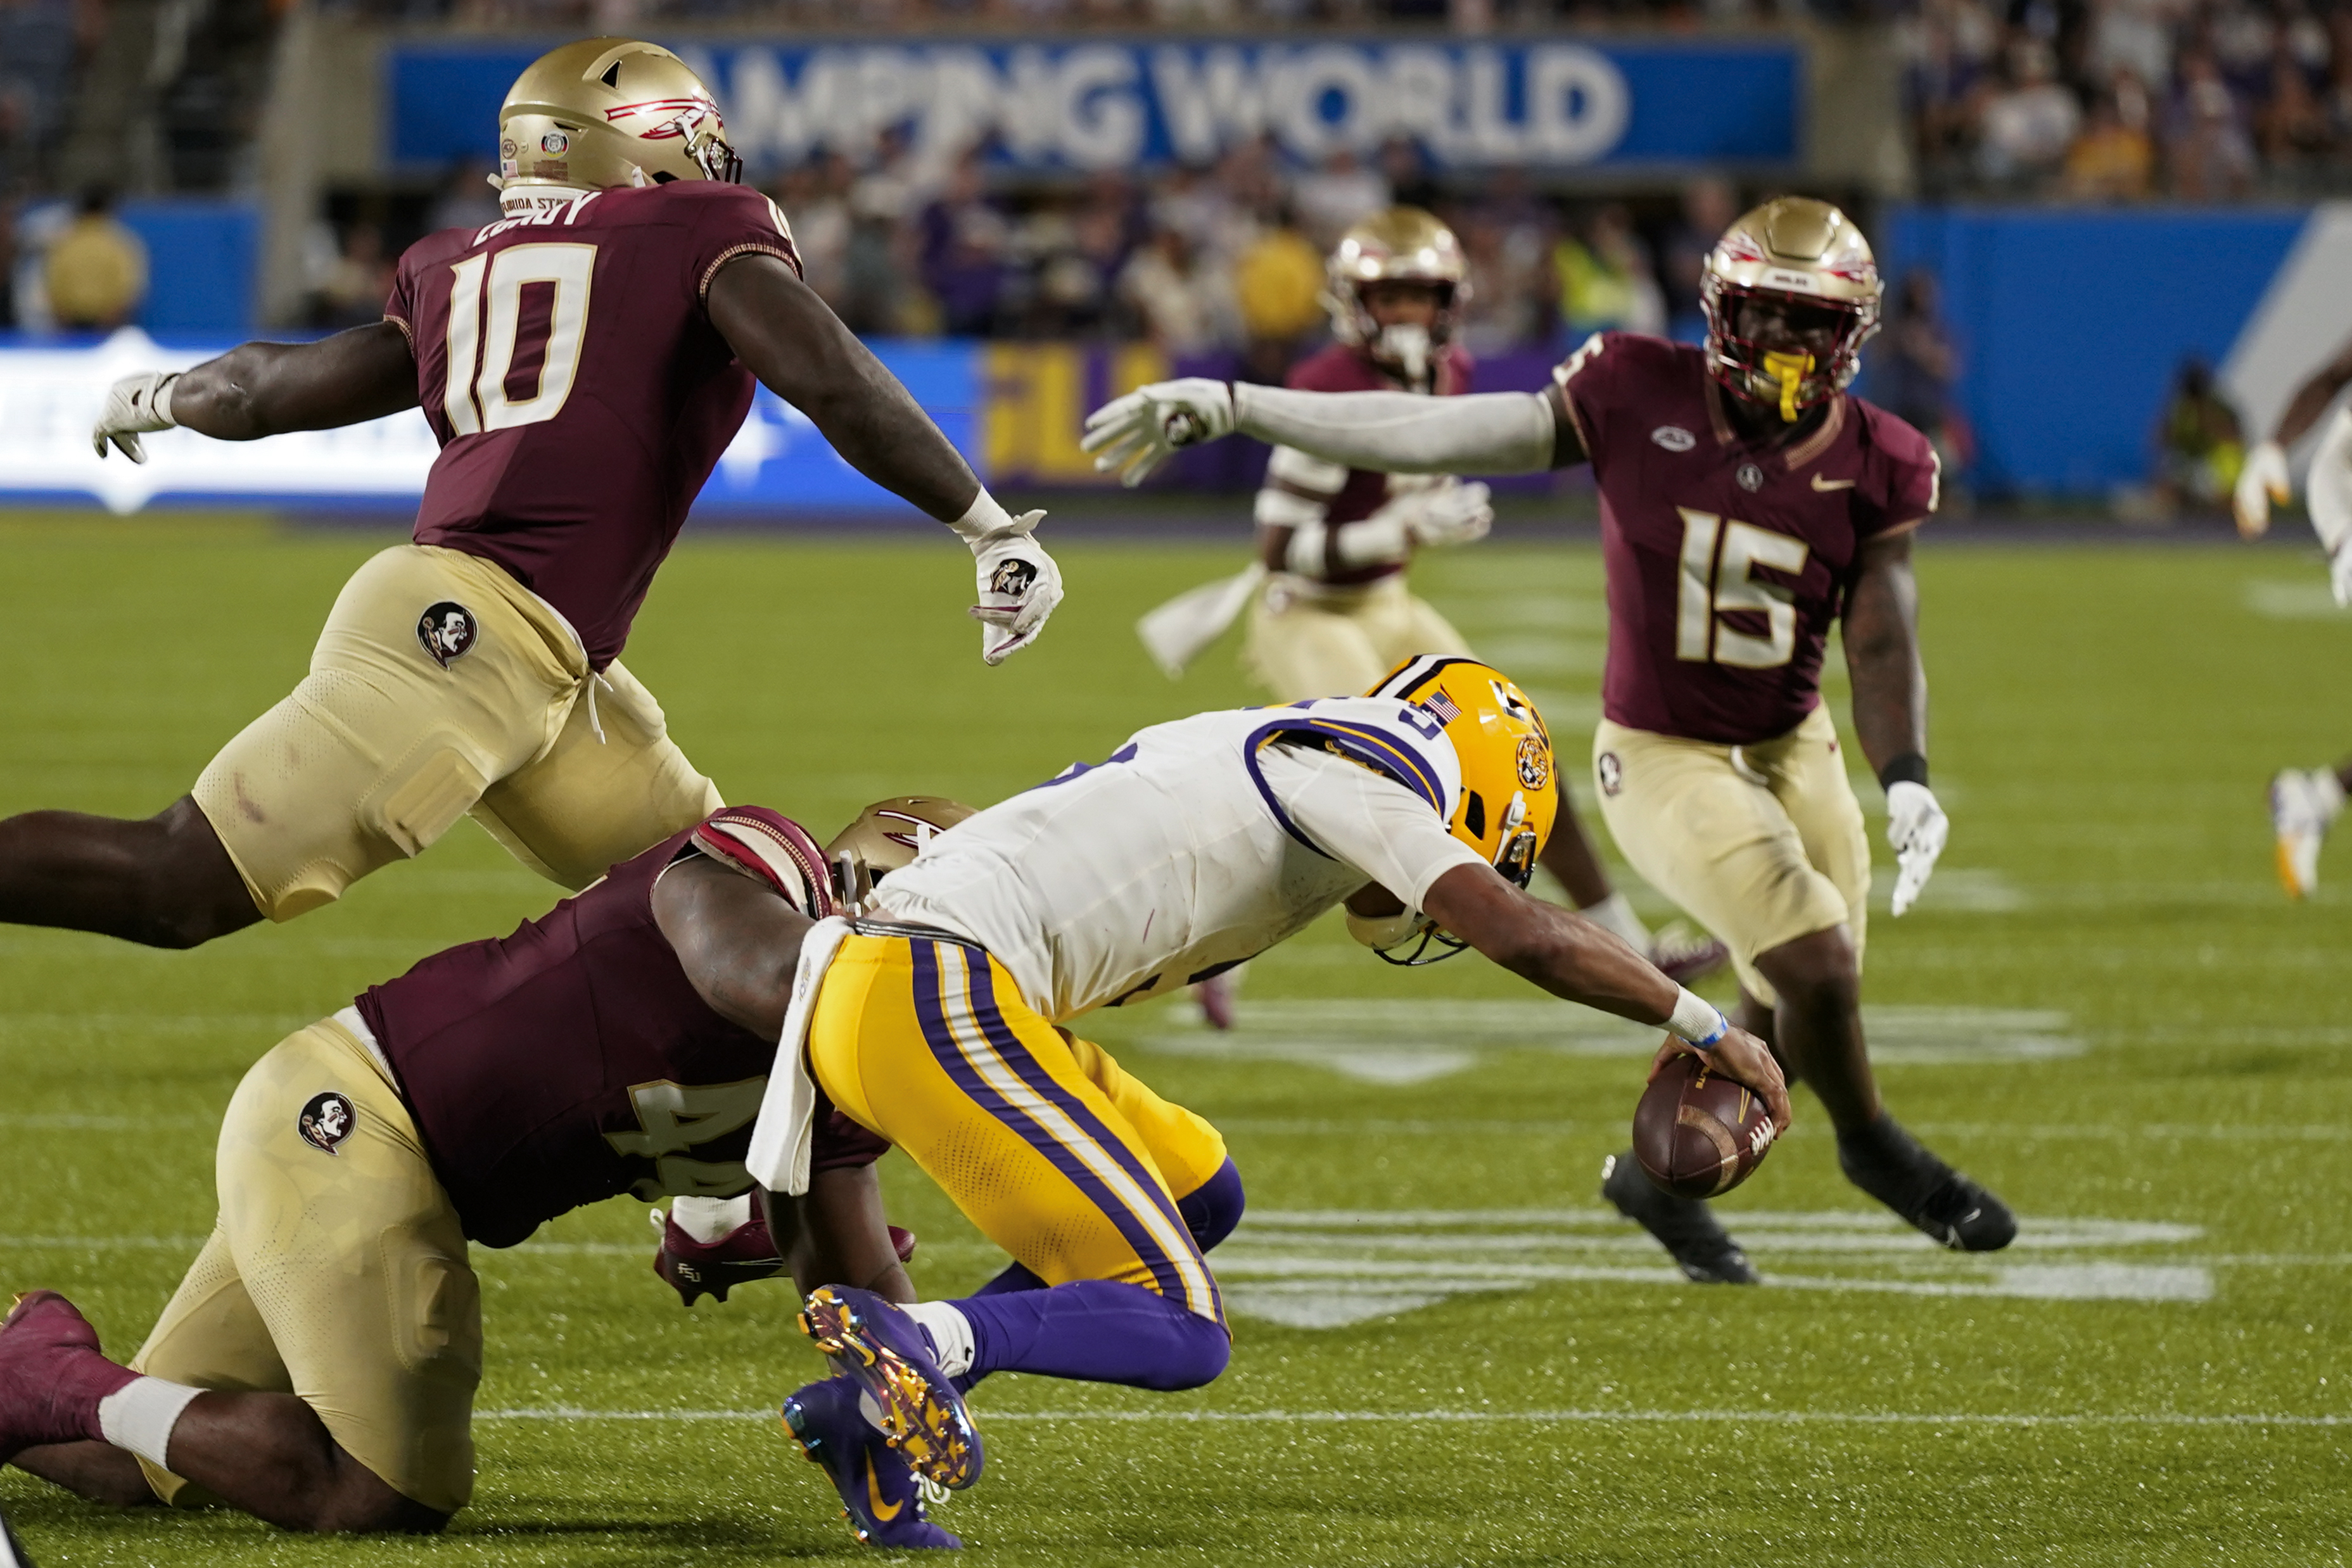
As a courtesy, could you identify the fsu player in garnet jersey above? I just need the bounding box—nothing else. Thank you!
[0,800,1245,1547]
[1134,208,1725,1028]
[1086,196,2016,1280]
[16,38,1059,954]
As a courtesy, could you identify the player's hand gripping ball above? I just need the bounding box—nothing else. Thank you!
[1632,1049,1782,1199]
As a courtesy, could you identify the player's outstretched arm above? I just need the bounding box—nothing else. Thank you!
[706,253,1062,663]
[92,322,418,462]
[1416,864,1790,1124]
[1846,529,1947,916]
[1081,378,1563,487]
[651,853,814,1041]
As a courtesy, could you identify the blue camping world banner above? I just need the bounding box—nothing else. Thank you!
[390,37,1800,173]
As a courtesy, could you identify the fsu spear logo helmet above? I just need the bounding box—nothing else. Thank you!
[1700,196,1883,422]
[496,38,744,196]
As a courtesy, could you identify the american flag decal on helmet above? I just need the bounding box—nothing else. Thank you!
[1418,689,1462,726]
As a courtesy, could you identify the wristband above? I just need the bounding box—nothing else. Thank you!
[1666,987,1727,1049]
[946,487,1016,546]
[1877,752,1929,790]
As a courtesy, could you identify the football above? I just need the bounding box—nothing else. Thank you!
[1632,1048,1783,1199]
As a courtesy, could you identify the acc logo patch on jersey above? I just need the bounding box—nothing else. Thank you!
[417,602,479,669]
[298,1091,357,1156]
[1736,462,1765,492]
[1651,426,1696,452]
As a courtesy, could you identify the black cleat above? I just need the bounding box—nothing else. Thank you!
[1601,1152,1760,1284]
[1837,1116,2017,1252]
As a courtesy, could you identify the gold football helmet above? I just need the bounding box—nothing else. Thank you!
[496,38,742,196]
[1700,197,1882,422]
[1322,207,1470,383]
[1357,655,1558,964]
[823,796,976,913]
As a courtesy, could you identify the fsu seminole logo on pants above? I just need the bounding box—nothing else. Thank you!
[416,602,479,669]
[298,1091,357,1155]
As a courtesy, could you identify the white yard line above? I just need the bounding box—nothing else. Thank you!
[473,1407,2347,1429]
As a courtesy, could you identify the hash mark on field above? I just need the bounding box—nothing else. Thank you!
[473,1407,2349,1428]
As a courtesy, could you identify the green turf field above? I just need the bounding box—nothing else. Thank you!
[0,515,2346,1566]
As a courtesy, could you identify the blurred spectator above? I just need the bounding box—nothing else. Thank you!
[2256,37,2332,174]
[428,160,501,234]
[46,189,146,331]
[1553,204,1664,339]
[1978,39,2082,185]
[1873,269,1971,504]
[777,155,853,308]
[309,222,393,330]
[1378,136,1441,210]
[1118,227,1236,353]
[2064,78,2158,198]
[2152,356,2244,512]
[1660,174,1738,341]
[2168,52,2258,198]
[1290,148,1389,249]
[920,151,1011,337]
[1232,208,1325,377]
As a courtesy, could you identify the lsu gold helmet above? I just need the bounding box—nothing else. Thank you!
[823,796,976,913]
[495,38,742,197]
[1322,207,1470,384]
[1356,655,1558,964]
[1700,196,1882,422]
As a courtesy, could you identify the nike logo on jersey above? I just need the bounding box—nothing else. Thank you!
[865,1458,904,1521]
[1811,475,1857,491]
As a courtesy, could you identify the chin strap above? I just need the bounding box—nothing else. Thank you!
[1761,350,1814,423]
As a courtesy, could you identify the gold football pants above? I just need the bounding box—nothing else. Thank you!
[130,1016,480,1515]
[1243,572,1472,700]
[1591,705,1871,1008]
[194,543,721,920]
[808,934,1226,1324]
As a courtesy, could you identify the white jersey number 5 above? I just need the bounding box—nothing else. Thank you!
[1675,508,1811,669]
[441,242,596,437]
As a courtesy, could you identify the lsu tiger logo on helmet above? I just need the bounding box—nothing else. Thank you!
[1367,655,1558,890]
[495,38,744,198]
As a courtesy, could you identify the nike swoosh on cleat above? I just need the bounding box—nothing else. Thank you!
[865,1458,904,1522]
[1812,475,1857,491]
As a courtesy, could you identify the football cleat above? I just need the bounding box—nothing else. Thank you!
[0,1291,138,1463]
[782,1375,961,1550]
[797,1287,982,1491]
[1646,924,1730,986]
[1836,1118,2017,1253]
[652,1208,917,1308]
[2269,767,2344,900]
[1601,1153,1758,1285]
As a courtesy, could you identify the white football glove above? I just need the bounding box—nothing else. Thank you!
[2234,439,2291,539]
[91,372,181,464]
[1080,379,1236,488]
[1884,780,1948,918]
[1389,479,1493,548]
[966,510,1064,666]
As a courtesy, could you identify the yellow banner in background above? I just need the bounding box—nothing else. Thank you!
[984,343,1168,487]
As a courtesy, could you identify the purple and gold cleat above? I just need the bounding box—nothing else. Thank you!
[796,1286,982,1491]
[782,1375,960,1550]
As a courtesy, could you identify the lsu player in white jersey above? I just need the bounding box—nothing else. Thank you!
[2235,334,2352,897]
[722,656,1788,1531]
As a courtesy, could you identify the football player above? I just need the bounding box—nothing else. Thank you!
[1083,198,2013,1282]
[2231,333,2352,897]
[1136,208,1724,1025]
[733,658,1786,1531]
[0,800,1232,1549]
[27,38,1060,953]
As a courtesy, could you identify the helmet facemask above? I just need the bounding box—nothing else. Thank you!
[1703,281,1878,422]
[1323,208,1470,387]
[1698,196,1884,424]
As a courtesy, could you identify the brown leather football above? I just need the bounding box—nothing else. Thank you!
[1633,1048,1782,1199]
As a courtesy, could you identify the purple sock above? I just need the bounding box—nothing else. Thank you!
[952,1280,1228,1392]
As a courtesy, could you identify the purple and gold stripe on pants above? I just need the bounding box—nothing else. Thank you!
[805,933,1223,1324]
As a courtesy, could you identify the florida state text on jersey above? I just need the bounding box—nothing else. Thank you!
[357,809,884,1248]
[385,182,800,668]
[1556,332,1940,746]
